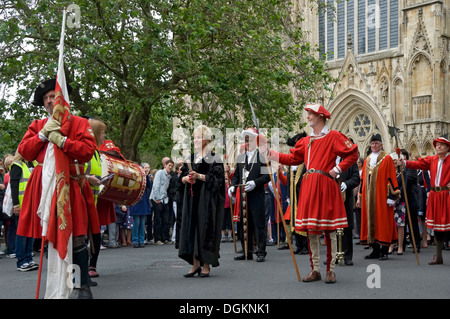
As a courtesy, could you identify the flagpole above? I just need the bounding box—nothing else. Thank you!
[35,7,67,300]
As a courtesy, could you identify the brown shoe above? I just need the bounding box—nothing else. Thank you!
[429,255,443,265]
[325,271,336,284]
[302,270,321,282]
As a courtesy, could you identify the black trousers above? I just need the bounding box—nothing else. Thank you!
[343,227,353,260]
[151,200,171,242]
[239,207,266,257]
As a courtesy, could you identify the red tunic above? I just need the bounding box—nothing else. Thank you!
[270,130,358,233]
[359,152,399,246]
[406,155,450,231]
[17,116,100,239]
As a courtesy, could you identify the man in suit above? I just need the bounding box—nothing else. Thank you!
[229,128,271,262]
[337,156,360,265]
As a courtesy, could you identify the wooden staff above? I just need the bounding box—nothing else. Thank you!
[262,152,301,281]
[396,149,420,265]
[35,237,45,299]
[249,99,300,281]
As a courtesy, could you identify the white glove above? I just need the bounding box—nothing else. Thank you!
[228,186,235,198]
[244,180,256,192]
[40,118,61,137]
[340,182,347,192]
[387,198,396,207]
[286,198,290,206]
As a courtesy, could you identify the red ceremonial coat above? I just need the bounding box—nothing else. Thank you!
[270,129,358,233]
[17,116,100,239]
[359,151,399,246]
[406,154,450,231]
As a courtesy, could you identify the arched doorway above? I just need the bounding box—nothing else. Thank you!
[327,89,392,158]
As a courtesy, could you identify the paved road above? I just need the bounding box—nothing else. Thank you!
[1,237,449,302]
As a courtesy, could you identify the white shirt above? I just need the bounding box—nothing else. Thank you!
[435,153,449,186]
[369,151,381,168]
[246,148,257,163]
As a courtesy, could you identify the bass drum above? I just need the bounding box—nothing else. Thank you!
[98,152,146,206]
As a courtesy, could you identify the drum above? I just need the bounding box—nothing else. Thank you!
[98,152,147,206]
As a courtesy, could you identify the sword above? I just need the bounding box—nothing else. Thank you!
[248,100,301,281]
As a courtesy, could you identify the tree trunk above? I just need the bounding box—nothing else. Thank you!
[119,103,150,162]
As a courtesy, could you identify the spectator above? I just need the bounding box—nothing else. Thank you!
[150,159,174,245]
[8,152,37,271]
[129,163,152,248]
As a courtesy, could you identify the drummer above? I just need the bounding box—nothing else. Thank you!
[84,118,116,281]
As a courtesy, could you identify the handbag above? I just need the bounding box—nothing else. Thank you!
[2,183,13,218]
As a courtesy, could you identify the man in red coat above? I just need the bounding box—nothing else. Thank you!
[17,79,99,298]
[396,137,450,265]
[356,134,400,261]
[263,104,358,283]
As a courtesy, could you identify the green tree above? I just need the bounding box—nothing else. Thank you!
[0,0,333,161]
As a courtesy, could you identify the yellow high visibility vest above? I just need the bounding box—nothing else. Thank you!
[10,161,31,208]
[85,150,102,205]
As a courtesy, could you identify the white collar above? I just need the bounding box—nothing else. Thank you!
[310,125,329,137]
[246,148,257,158]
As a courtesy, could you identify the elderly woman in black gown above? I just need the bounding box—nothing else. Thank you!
[178,125,225,277]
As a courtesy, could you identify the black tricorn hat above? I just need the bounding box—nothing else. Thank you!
[286,132,307,147]
[370,133,382,143]
[32,79,73,106]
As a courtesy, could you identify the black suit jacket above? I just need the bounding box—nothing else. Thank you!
[231,150,271,213]
[340,162,360,229]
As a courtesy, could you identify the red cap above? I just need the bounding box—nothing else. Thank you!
[99,140,126,160]
[433,137,450,148]
[305,104,331,119]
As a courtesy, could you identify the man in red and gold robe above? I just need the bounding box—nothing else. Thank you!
[357,134,400,261]
[17,79,99,298]
[264,104,358,283]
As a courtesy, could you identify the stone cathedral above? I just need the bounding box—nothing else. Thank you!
[299,0,450,157]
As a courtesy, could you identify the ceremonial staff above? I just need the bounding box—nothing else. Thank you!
[390,115,419,265]
[36,8,69,299]
[241,167,249,259]
[249,100,301,281]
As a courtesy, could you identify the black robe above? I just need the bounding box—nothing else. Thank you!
[178,151,225,267]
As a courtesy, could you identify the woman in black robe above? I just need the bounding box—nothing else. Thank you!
[178,125,225,277]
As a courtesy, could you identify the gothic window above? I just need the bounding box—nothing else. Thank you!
[318,0,399,61]
[353,113,372,138]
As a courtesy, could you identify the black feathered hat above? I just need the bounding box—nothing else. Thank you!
[32,79,73,106]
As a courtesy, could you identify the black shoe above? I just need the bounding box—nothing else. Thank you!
[344,259,354,266]
[379,253,388,261]
[256,255,265,262]
[200,272,210,278]
[364,252,380,259]
[183,267,201,277]
[299,247,309,255]
[88,277,98,287]
[76,285,93,299]
[234,254,253,260]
